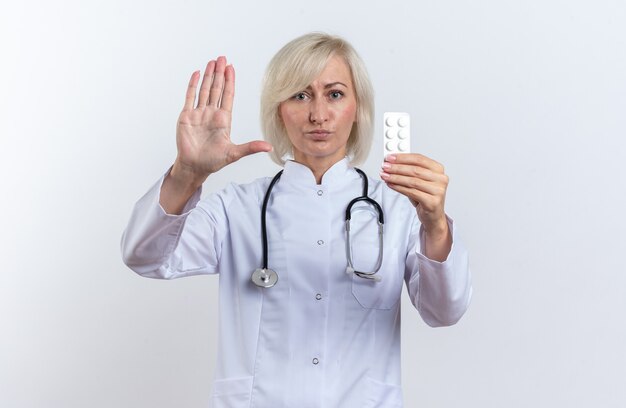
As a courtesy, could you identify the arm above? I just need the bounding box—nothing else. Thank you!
[162,57,271,215]
[121,170,213,279]
[121,57,271,276]
[382,153,472,326]
[404,216,473,327]
[380,153,451,261]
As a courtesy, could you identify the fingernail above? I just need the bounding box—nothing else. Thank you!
[381,162,391,170]
[380,172,390,180]
[385,154,397,162]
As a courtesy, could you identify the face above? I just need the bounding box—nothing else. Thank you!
[279,55,357,166]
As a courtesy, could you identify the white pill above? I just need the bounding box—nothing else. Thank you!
[383,112,411,155]
[385,128,397,139]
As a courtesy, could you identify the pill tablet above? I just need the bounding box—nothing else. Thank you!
[383,112,411,156]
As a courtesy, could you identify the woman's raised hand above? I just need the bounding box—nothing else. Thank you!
[160,57,272,214]
[173,56,272,181]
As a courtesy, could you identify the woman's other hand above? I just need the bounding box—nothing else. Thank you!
[380,153,452,261]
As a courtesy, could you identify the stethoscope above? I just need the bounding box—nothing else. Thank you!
[251,168,385,288]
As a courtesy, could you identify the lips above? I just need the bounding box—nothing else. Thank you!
[306,130,333,140]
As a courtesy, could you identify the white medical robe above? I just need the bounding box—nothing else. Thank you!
[121,158,472,407]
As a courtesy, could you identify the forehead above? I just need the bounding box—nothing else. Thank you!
[309,55,353,87]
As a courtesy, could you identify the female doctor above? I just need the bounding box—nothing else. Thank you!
[122,33,472,408]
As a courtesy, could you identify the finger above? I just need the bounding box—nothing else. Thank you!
[380,172,443,196]
[385,153,445,173]
[221,64,235,112]
[381,166,449,191]
[197,60,216,108]
[183,70,200,111]
[226,140,273,163]
[381,162,440,182]
[385,182,443,211]
[208,56,227,108]
[386,182,429,204]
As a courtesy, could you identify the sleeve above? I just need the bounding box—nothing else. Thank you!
[404,215,473,327]
[120,169,224,279]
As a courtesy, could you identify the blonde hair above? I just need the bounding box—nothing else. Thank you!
[260,32,374,165]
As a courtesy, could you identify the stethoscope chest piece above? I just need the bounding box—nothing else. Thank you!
[251,268,278,288]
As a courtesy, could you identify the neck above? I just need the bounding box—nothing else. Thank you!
[293,154,345,184]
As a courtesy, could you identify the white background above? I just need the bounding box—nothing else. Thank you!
[2,0,625,406]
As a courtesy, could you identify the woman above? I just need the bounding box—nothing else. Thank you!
[122,32,471,407]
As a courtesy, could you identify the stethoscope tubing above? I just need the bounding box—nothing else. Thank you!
[260,170,283,270]
[254,167,384,288]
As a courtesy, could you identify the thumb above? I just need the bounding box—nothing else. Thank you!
[227,140,273,163]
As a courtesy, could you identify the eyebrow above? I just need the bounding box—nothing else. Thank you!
[306,82,348,90]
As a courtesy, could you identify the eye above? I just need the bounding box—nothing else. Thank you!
[329,90,344,100]
[293,92,309,101]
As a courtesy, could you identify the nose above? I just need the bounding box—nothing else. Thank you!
[309,99,329,124]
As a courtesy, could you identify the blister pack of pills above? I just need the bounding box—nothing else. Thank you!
[383,112,411,155]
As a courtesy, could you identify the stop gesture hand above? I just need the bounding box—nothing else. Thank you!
[174,56,272,181]
[161,56,272,214]
[380,154,452,261]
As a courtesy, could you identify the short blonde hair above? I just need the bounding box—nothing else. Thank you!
[260,32,374,166]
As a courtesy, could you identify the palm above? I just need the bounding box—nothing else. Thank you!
[174,56,271,177]
[177,107,233,174]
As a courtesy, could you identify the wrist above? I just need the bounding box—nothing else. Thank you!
[422,215,449,238]
[170,161,209,190]
[420,215,452,262]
